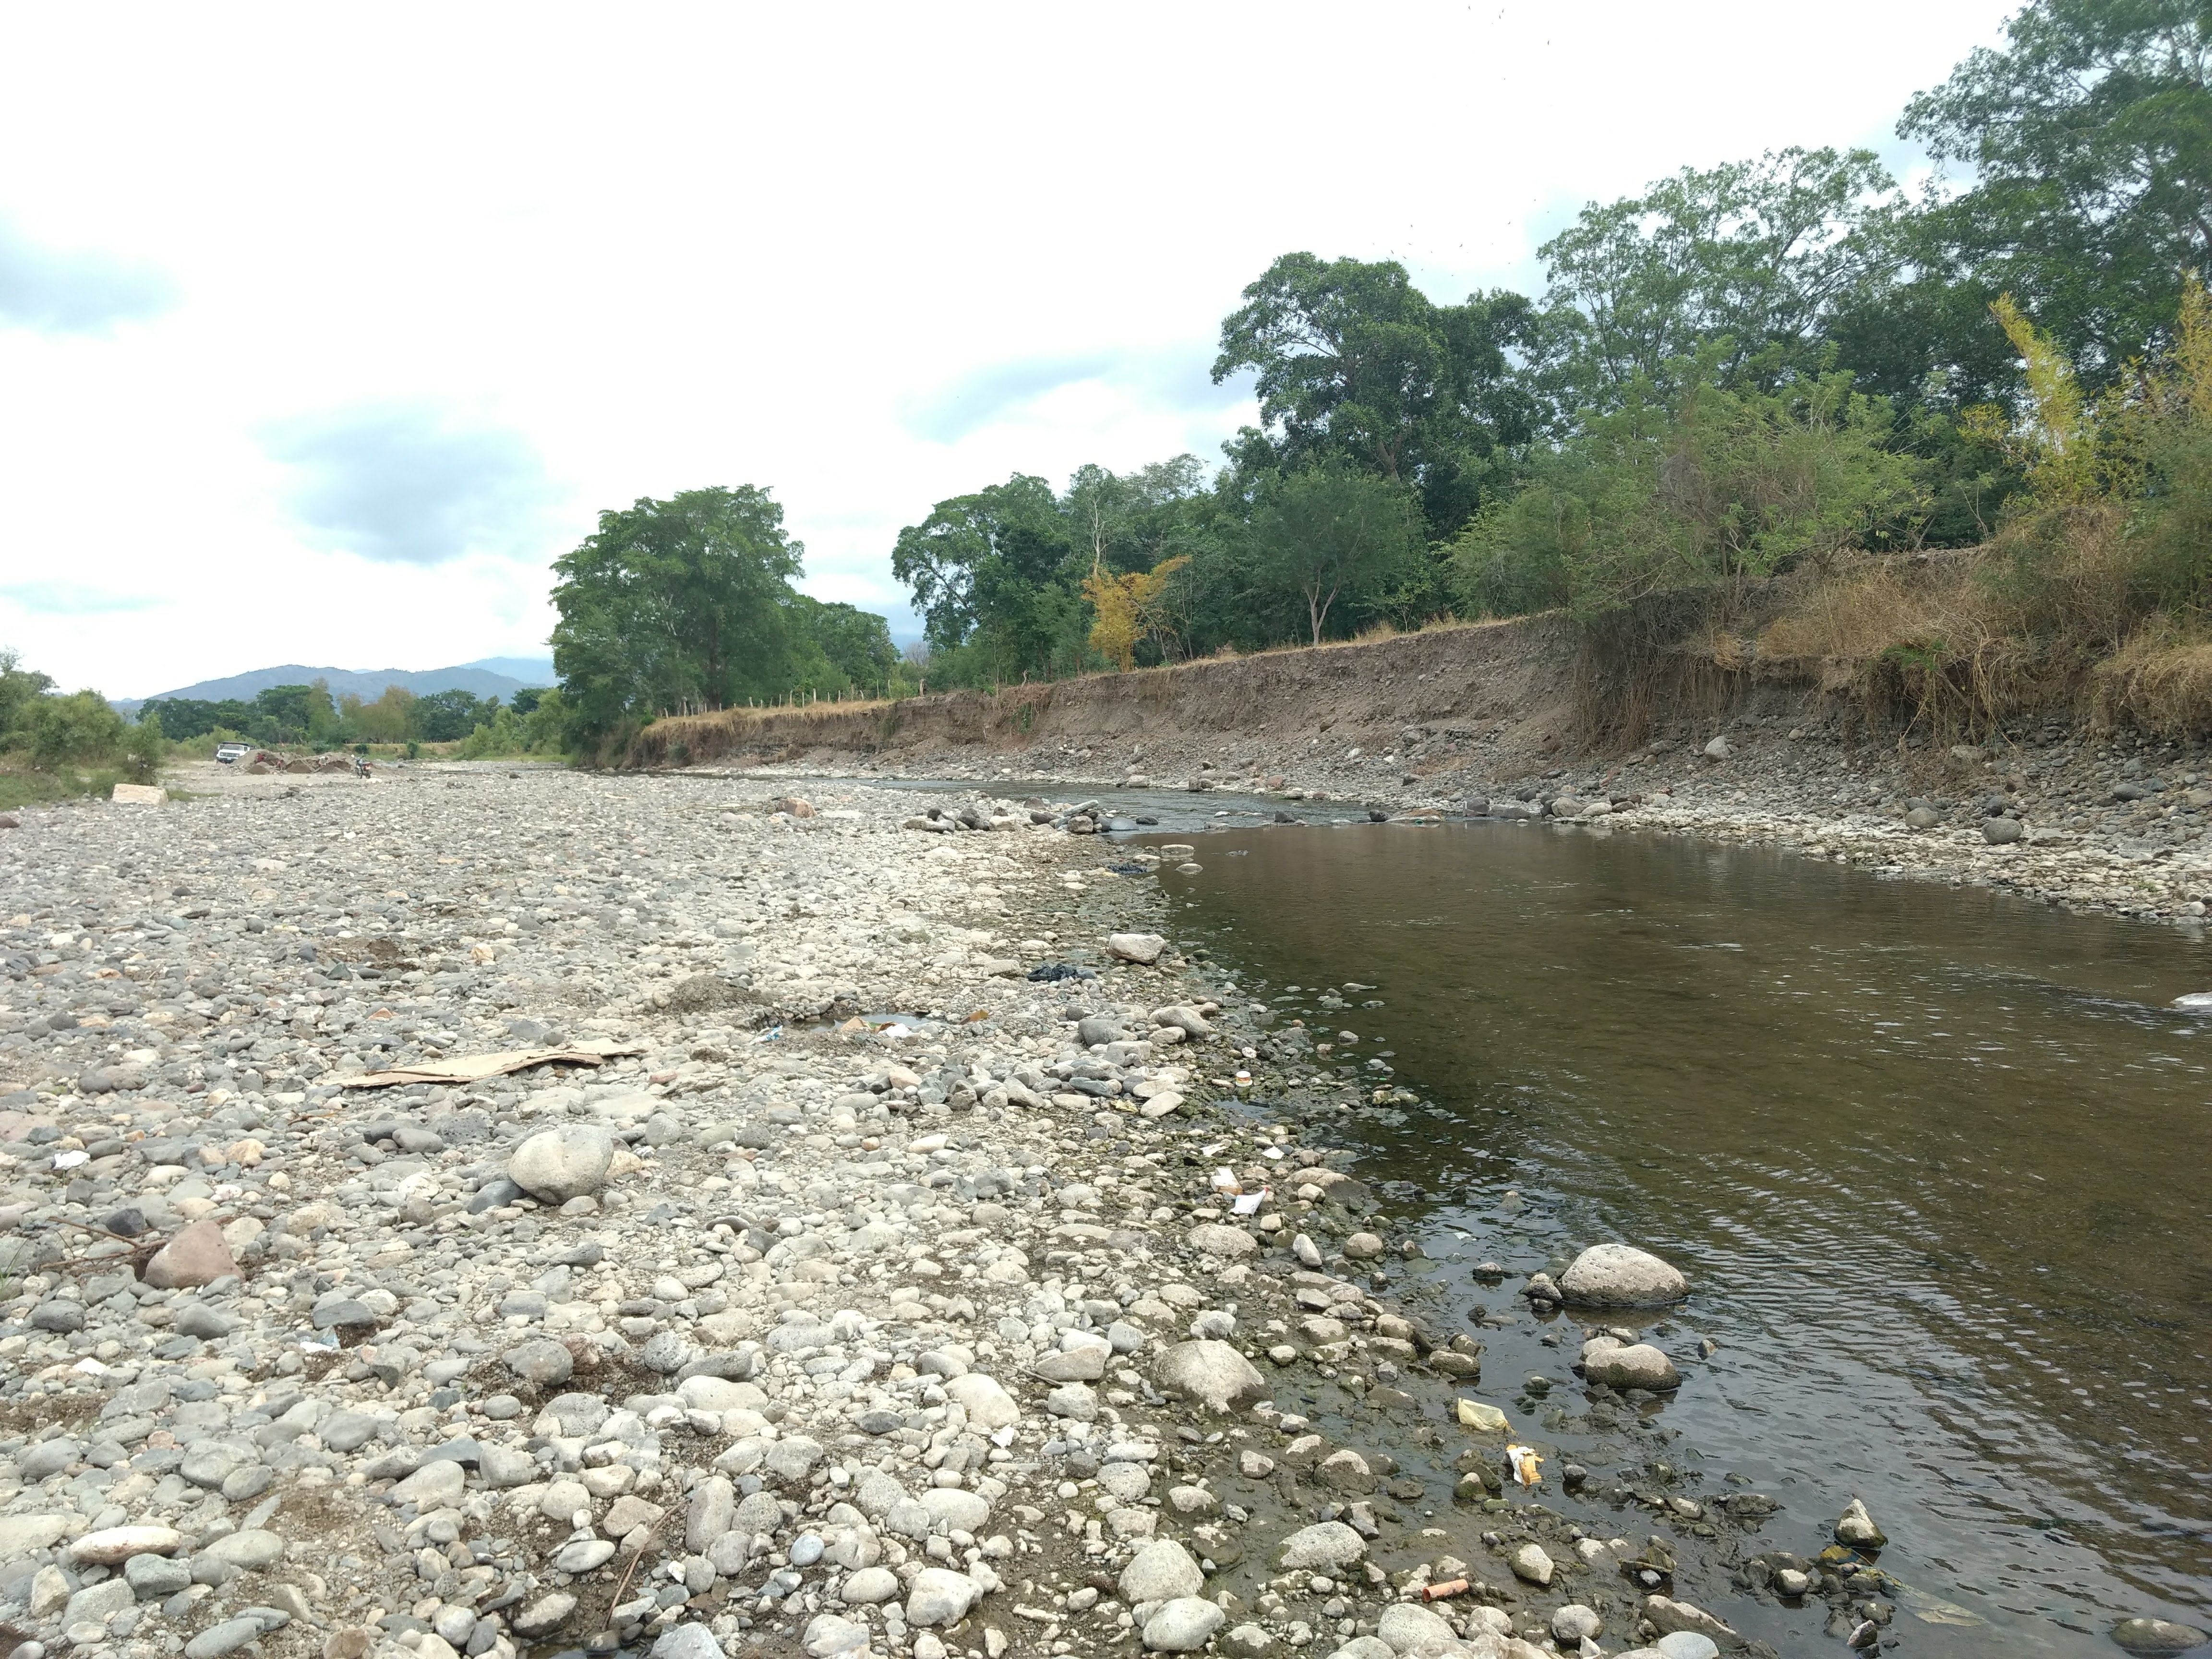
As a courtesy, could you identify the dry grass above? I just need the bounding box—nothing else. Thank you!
[2094,625,2212,733]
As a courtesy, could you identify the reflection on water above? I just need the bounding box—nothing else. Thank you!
[1157,820,2212,1651]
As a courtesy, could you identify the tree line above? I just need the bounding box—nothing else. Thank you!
[885,0,2212,687]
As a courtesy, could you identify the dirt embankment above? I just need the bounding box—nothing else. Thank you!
[632,617,1597,783]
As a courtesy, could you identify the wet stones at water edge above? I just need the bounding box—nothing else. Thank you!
[2113,1616,2212,1653]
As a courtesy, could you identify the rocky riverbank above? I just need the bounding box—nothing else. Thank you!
[0,764,2168,1659]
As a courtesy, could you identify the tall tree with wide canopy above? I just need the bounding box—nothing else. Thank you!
[1539,147,1899,410]
[551,485,805,737]
[1899,0,2212,387]
[1212,253,1545,534]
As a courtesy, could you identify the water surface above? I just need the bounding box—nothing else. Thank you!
[1156,820,2212,1652]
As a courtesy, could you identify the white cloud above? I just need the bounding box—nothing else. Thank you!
[0,0,2016,696]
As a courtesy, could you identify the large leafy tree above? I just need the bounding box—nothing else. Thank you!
[1212,253,1546,534]
[890,474,1085,683]
[1246,466,1426,644]
[1899,0,2212,387]
[1539,147,1899,410]
[552,485,806,737]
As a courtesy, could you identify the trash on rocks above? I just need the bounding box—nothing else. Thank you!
[341,1037,642,1088]
[1229,1187,1268,1216]
[1421,1578,1470,1602]
[1507,1443,1543,1485]
[1455,1398,1509,1433]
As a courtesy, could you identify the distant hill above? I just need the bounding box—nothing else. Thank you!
[119,656,557,714]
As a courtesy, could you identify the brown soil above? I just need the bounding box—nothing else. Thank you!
[630,617,1591,778]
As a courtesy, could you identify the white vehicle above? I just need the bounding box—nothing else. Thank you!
[214,742,253,764]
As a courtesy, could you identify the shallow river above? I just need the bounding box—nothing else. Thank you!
[1142,817,2212,1654]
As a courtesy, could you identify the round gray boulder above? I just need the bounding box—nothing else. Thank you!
[1153,1340,1269,1413]
[1558,1243,1688,1308]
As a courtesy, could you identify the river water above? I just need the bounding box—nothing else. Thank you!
[1141,817,2212,1653]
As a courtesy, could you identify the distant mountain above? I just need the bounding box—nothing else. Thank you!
[119,656,557,714]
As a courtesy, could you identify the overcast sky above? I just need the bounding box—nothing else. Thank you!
[0,1,2018,698]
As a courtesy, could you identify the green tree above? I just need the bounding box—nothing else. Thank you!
[1213,253,1546,533]
[0,649,56,746]
[413,689,488,743]
[891,474,1084,684]
[123,708,165,781]
[1453,366,1924,619]
[1246,466,1426,644]
[1539,147,1899,411]
[553,485,808,737]
[28,689,126,769]
[1900,0,2212,388]
[791,596,900,694]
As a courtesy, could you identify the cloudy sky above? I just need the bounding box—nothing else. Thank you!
[0,1,2017,698]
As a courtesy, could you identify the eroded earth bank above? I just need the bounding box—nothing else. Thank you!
[0,765,2170,1659]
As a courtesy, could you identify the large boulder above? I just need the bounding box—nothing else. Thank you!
[1143,1598,1226,1652]
[1558,1243,1687,1308]
[508,1124,616,1204]
[1186,1224,1258,1258]
[904,1567,983,1626]
[1153,1340,1268,1413]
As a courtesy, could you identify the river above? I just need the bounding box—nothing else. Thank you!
[1142,816,2212,1654]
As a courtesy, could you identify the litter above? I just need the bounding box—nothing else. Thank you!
[1234,1070,1252,1088]
[1230,1188,1268,1216]
[1420,1579,1470,1603]
[51,1149,89,1170]
[754,1025,783,1043]
[1455,1399,1509,1432]
[1506,1444,1543,1486]
[1262,1145,1284,1160]
[1210,1168,1242,1196]
[341,1038,644,1089]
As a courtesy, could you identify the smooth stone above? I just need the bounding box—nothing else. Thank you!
[1142,1597,1225,1653]
[1118,1539,1204,1602]
[649,1626,723,1659]
[186,1617,270,1659]
[1153,1340,1269,1413]
[1582,1337,1682,1391]
[840,1567,899,1605]
[940,1372,1020,1430]
[391,1461,466,1509]
[1376,1602,1456,1655]
[2113,1617,2212,1654]
[1558,1243,1687,1307]
[1652,1634,1721,1659]
[1275,1521,1366,1571]
[72,1525,187,1565]
[507,1124,616,1204]
[143,1220,238,1289]
[903,1566,981,1626]
[1186,1224,1258,1259]
[1107,932,1168,965]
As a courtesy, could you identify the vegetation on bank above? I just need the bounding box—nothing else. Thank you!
[543,0,2212,752]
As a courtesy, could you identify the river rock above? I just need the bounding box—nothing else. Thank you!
[841,1566,899,1604]
[1143,1597,1226,1652]
[1905,805,1941,828]
[143,1219,237,1288]
[1558,1242,1688,1307]
[71,1525,186,1565]
[507,1124,616,1203]
[650,1629,723,1659]
[1275,1521,1366,1570]
[1983,816,2026,844]
[1835,1497,1887,1547]
[2112,1617,2212,1653]
[1107,932,1168,964]
[1377,1602,1457,1655]
[1187,1223,1258,1258]
[1509,1542,1553,1585]
[904,1566,982,1626]
[941,1371,1020,1429]
[1582,1336,1682,1390]
[1119,1539,1203,1602]
[1153,1340,1269,1412]
[1652,1635,1721,1659]
[1551,1605,1604,1644]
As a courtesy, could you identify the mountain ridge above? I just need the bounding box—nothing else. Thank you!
[118,656,557,713]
